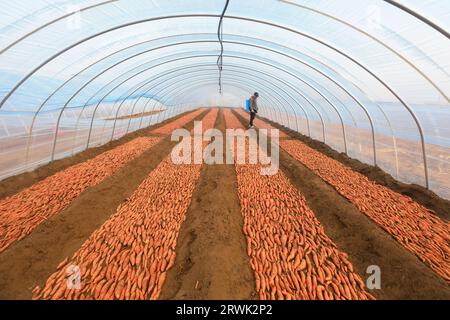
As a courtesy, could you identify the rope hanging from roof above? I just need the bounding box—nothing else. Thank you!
[217,0,230,94]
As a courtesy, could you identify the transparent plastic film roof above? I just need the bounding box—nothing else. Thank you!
[0,0,449,199]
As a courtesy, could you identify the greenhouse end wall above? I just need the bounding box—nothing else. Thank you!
[0,0,449,199]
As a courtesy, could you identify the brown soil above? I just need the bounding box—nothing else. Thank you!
[279,151,450,299]
[0,109,200,200]
[232,109,450,300]
[0,110,209,300]
[1,107,448,300]
[260,115,450,221]
[161,109,255,300]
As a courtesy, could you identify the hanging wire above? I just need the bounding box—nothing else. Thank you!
[217,0,230,94]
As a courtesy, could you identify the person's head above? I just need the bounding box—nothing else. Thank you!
[254,92,259,99]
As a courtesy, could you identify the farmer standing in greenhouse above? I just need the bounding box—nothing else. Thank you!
[249,92,259,128]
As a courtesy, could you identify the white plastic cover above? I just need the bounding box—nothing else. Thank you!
[0,0,449,198]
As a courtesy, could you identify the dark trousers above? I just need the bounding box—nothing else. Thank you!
[250,111,256,126]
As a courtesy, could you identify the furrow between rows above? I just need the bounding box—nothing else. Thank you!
[32,109,219,300]
[223,109,374,300]
[151,109,204,135]
[0,137,161,253]
[280,138,450,284]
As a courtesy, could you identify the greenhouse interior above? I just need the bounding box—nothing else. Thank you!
[0,0,449,303]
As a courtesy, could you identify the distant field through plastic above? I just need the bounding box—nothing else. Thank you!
[0,0,449,200]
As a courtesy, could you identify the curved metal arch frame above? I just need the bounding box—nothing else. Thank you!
[10,22,420,170]
[53,53,342,160]
[62,51,358,172]
[79,57,294,151]
[72,81,271,153]
[3,4,447,105]
[27,35,357,155]
[33,36,359,127]
[0,0,120,55]
[94,51,346,146]
[131,65,318,137]
[383,0,450,39]
[22,36,383,169]
[150,78,279,127]
[278,0,450,103]
[25,40,365,172]
[110,67,304,139]
[24,32,364,132]
[18,31,397,192]
[0,15,421,146]
[105,70,295,140]
[118,63,328,138]
[63,62,289,159]
[82,52,348,144]
[66,65,289,156]
[55,35,395,188]
[86,70,296,149]
[5,14,429,186]
[57,47,294,130]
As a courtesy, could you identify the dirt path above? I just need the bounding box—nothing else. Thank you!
[1,107,448,300]
[161,109,255,300]
[0,110,209,300]
[225,110,374,300]
[232,109,450,300]
[0,109,200,200]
